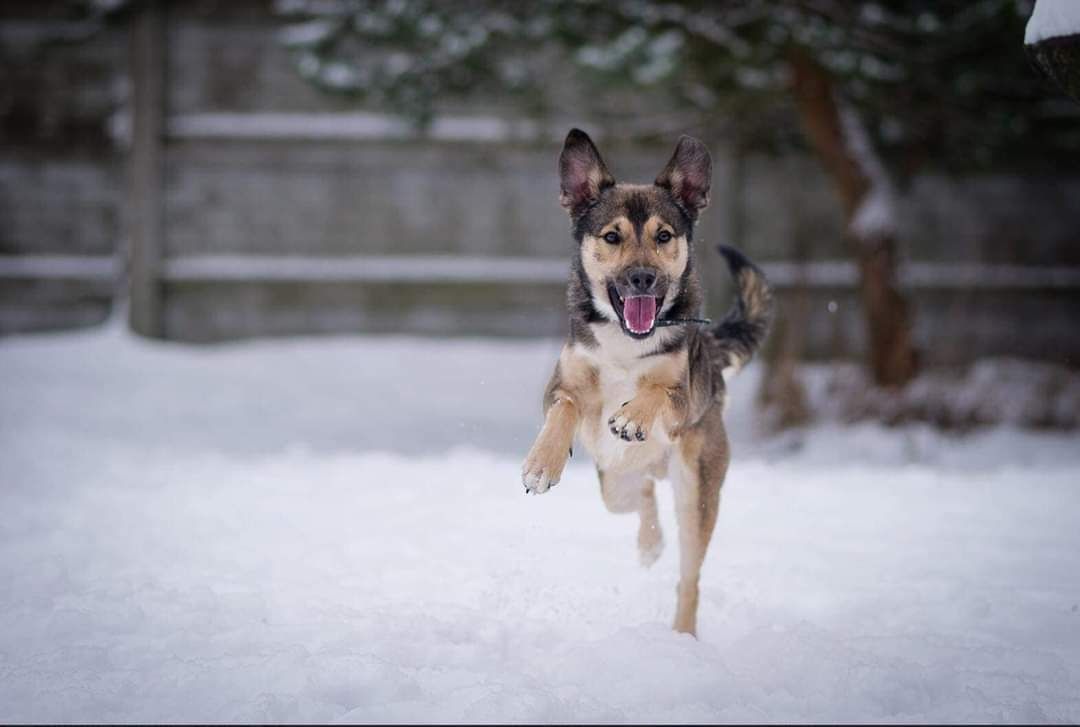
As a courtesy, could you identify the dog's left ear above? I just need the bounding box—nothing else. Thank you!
[655,135,712,216]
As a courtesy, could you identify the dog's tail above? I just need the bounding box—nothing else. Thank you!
[708,245,774,377]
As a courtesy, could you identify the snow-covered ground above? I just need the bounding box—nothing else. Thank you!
[2,323,1079,723]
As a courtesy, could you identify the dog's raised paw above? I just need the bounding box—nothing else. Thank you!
[607,402,653,443]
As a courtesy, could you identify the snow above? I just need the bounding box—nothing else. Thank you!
[1026,0,1080,45]
[161,254,570,284]
[2,323,1080,722]
[839,104,898,241]
[278,18,340,49]
[849,187,896,241]
[167,112,547,143]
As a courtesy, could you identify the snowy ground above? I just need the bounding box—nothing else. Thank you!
[2,323,1080,723]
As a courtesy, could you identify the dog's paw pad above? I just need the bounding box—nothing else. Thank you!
[608,409,648,443]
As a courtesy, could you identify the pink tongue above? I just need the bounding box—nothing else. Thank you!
[623,296,657,333]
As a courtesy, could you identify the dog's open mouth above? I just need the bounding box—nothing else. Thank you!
[608,284,662,337]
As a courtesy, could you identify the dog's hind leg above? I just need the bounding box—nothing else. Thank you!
[598,469,664,567]
[637,478,663,567]
[670,412,729,636]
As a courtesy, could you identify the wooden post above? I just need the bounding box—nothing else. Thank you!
[128,0,166,337]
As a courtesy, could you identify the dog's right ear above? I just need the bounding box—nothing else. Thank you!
[559,128,614,215]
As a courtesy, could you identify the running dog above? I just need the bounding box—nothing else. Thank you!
[521,129,773,635]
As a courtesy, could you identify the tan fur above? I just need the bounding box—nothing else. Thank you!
[581,208,689,322]
[526,335,729,635]
[526,130,765,637]
[520,394,578,495]
[670,407,728,634]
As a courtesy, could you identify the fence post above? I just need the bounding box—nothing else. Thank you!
[127,0,166,337]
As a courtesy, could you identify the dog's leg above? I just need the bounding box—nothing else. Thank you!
[670,414,729,636]
[522,394,579,494]
[638,478,664,567]
[598,469,664,566]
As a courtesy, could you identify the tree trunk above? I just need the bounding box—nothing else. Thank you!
[787,47,918,388]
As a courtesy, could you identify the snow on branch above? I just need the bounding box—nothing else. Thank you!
[839,102,897,240]
[1025,0,1080,45]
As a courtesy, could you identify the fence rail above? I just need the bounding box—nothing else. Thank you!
[165,112,556,144]
[0,255,119,281]
[5,254,1080,291]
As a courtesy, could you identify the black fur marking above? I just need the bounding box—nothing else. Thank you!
[705,244,774,371]
[624,192,651,238]
[659,263,696,323]
[717,244,753,274]
[567,257,603,348]
[641,329,688,358]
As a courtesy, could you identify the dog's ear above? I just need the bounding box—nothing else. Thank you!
[655,135,712,216]
[559,128,614,215]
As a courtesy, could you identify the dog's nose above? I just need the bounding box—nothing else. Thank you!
[627,267,658,293]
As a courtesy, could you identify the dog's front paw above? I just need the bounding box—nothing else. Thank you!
[608,400,657,443]
[521,443,569,495]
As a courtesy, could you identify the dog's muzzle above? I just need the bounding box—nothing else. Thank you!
[608,267,665,338]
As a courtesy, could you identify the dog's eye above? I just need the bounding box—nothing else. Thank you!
[603,231,620,244]
[657,230,672,243]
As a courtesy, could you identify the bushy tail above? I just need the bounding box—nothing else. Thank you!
[709,245,774,375]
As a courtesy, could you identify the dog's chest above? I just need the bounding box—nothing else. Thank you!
[573,332,674,473]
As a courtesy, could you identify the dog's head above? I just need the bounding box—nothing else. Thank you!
[559,129,711,339]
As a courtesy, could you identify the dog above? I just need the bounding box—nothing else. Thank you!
[521,129,773,636]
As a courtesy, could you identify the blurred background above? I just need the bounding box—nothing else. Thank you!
[2,0,1079,430]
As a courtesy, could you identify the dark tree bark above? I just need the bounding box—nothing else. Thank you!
[787,47,918,389]
[1027,34,1080,105]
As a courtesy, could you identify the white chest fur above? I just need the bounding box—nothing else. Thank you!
[572,324,677,474]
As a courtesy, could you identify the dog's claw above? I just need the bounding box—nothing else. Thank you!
[609,401,653,445]
[522,465,560,495]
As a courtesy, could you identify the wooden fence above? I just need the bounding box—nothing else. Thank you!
[2,0,1079,366]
